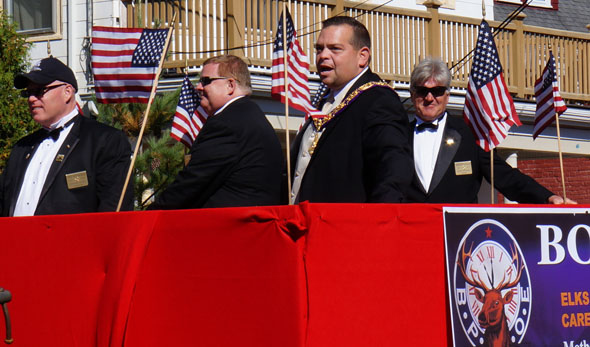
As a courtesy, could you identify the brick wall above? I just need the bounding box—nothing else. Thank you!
[498,157,590,204]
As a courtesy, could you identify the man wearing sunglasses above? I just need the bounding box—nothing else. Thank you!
[0,57,133,216]
[148,55,283,209]
[406,57,572,204]
[290,16,412,204]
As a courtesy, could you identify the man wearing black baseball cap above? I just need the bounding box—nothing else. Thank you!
[0,56,134,216]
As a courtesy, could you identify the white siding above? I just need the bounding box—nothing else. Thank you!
[357,0,494,20]
[27,0,122,95]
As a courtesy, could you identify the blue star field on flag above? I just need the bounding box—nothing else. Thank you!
[131,29,168,67]
[470,21,502,89]
[273,12,295,55]
[311,82,329,109]
[178,76,201,115]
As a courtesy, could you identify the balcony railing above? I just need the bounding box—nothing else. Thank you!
[123,0,590,105]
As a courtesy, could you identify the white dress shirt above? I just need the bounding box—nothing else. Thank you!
[291,67,369,204]
[13,110,78,216]
[413,112,447,192]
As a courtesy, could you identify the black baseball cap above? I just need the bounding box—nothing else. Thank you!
[14,56,78,92]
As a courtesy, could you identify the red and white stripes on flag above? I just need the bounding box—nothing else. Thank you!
[463,20,520,151]
[91,26,168,104]
[533,51,567,139]
[171,76,209,148]
[271,9,323,121]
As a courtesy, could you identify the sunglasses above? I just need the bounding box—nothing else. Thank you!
[414,86,448,98]
[21,83,68,98]
[198,76,230,86]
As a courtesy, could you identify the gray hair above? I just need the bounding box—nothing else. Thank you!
[410,57,451,93]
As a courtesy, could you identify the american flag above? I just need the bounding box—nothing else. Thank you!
[271,9,323,122]
[463,20,520,151]
[312,82,329,109]
[91,26,168,104]
[170,76,209,148]
[533,51,567,139]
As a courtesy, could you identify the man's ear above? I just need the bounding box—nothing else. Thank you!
[226,78,237,95]
[63,84,75,102]
[358,47,370,68]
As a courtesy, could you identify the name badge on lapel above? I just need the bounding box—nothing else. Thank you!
[65,171,89,189]
[454,161,472,176]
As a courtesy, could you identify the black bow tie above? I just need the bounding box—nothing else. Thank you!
[416,122,438,132]
[42,117,77,141]
[44,127,64,141]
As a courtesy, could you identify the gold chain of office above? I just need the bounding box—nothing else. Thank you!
[309,81,396,155]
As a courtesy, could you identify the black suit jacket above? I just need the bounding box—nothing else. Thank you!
[291,69,413,203]
[150,96,283,209]
[406,114,553,203]
[0,114,134,216]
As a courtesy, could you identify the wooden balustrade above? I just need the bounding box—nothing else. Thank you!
[123,0,590,104]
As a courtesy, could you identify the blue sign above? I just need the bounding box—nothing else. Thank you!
[444,207,590,347]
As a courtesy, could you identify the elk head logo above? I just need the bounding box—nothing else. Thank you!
[457,241,524,347]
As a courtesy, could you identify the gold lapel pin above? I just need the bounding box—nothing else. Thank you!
[446,138,455,146]
[56,154,65,162]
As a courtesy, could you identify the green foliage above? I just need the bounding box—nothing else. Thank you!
[94,89,186,210]
[96,89,180,139]
[0,11,36,173]
[133,130,186,210]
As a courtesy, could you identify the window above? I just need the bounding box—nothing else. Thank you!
[4,0,60,36]
[496,0,557,10]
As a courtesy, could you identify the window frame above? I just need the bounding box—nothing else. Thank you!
[3,0,62,41]
[495,0,557,10]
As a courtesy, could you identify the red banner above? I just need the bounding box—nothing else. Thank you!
[0,203,452,346]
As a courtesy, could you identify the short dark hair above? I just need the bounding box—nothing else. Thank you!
[322,16,371,51]
[203,55,252,95]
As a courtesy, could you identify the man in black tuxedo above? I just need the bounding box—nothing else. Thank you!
[0,57,133,216]
[406,57,573,204]
[149,55,283,209]
[290,16,412,203]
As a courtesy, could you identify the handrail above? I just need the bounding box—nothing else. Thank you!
[123,0,590,105]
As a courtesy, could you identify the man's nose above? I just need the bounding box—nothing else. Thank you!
[316,48,328,60]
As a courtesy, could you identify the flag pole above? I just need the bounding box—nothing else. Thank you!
[490,149,495,204]
[482,0,495,204]
[547,43,567,200]
[283,2,293,205]
[554,111,567,200]
[183,55,190,166]
[116,13,177,212]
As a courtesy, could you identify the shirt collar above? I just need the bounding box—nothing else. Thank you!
[415,111,447,127]
[46,108,79,131]
[214,95,246,116]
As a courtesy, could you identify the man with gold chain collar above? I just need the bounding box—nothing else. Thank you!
[290,16,413,204]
